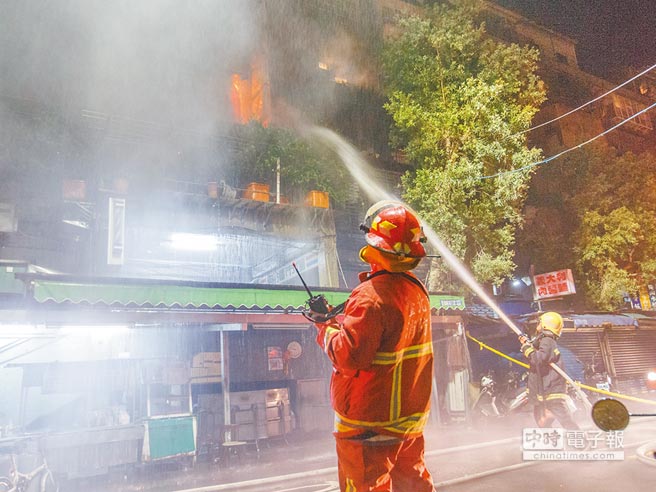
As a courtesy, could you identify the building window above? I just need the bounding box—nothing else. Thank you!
[611,94,653,133]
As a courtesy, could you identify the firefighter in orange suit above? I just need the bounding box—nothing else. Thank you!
[519,311,579,430]
[309,201,435,492]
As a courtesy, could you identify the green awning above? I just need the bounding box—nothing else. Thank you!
[32,280,465,311]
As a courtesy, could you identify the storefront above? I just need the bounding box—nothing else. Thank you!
[0,271,466,478]
[464,310,656,407]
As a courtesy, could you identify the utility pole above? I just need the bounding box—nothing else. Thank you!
[276,158,281,204]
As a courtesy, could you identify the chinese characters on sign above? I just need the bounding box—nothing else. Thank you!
[522,427,624,461]
[533,269,576,300]
[625,284,656,310]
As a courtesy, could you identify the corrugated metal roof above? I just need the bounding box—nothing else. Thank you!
[465,306,641,330]
[466,304,499,318]
[568,313,638,328]
[516,311,639,329]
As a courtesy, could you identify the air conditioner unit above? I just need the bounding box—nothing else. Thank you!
[0,202,17,232]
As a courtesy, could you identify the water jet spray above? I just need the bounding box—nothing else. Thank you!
[308,126,591,410]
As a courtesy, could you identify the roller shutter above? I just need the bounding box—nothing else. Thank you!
[558,331,604,381]
[606,329,656,392]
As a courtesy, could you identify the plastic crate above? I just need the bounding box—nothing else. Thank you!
[243,182,270,202]
[305,190,329,208]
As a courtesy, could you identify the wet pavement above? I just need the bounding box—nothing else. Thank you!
[64,430,338,492]
[58,409,656,492]
[64,413,536,492]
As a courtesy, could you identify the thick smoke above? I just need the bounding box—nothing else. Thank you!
[0,1,383,189]
[0,0,261,196]
[0,0,257,125]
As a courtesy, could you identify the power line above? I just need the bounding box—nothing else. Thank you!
[482,100,656,180]
[510,62,656,138]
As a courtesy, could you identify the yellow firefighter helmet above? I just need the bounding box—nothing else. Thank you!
[539,311,563,337]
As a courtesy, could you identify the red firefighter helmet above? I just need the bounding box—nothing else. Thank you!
[360,201,426,258]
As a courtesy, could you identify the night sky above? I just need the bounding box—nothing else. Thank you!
[497,0,656,77]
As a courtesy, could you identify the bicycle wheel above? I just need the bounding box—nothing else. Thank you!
[0,476,13,492]
[38,470,58,492]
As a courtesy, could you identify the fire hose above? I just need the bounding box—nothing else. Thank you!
[463,316,595,410]
[466,332,656,407]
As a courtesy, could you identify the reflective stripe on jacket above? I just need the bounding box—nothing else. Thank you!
[316,270,433,439]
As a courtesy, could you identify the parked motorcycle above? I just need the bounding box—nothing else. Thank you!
[471,369,529,418]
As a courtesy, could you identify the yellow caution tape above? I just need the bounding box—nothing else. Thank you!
[465,332,656,407]
[466,332,528,369]
[574,381,656,405]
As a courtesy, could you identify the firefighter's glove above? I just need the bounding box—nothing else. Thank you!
[521,342,534,357]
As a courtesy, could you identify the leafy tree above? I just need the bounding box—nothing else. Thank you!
[228,122,349,205]
[381,0,546,292]
[519,143,656,310]
[571,146,656,309]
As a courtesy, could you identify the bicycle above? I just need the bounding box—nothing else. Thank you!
[0,443,58,492]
